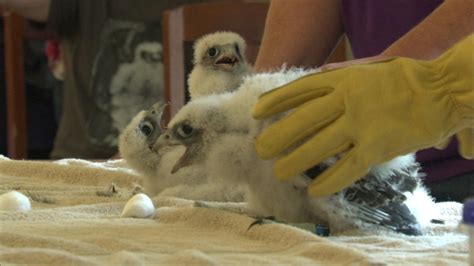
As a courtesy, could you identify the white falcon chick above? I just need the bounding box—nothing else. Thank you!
[188,31,254,100]
[153,68,439,235]
[110,42,164,134]
[119,102,245,202]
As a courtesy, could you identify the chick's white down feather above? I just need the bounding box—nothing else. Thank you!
[156,68,440,235]
[118,32,257,202]
[110,42,164,135]
[119,103,245,202]
[188,31,254,100]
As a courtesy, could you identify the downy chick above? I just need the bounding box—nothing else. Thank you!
[188,31,254,100]
[153,68,439,235]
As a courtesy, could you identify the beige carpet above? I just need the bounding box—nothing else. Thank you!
[0,156,468,265]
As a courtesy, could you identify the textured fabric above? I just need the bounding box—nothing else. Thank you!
[426,170,474,202]
[340,0,474,182]
[0,156,468,265]
[341,0,443,58]
[45,0,205,159]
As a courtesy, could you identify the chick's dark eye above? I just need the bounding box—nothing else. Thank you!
[177,124,194,138]
[139,121,153,136]
[234,43,240,56]
[207,47,218,57]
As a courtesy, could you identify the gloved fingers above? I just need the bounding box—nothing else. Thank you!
[307,151,369,197]
[319,55,395,72]
[273,120,352,181]
[255,96,344,159]
[252,71,342,119]
[457,128,474,159]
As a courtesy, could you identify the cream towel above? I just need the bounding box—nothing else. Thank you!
[0,156,468,265]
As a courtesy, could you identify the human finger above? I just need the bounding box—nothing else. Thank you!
[256,95,344,159]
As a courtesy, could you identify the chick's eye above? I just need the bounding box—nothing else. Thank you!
[207,47,218,57]
[176,124,194,138]
[139,121,153,136]
[234,43,240,55]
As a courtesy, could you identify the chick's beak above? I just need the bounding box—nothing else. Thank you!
[214,45,241,71]
[151,130,203,174]
[143,103,167,148]
[170,143,202,174]
[151,131,180,151]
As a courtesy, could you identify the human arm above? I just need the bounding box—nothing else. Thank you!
[254,0,344,72]
[313,0,473,158]
[321,0,473,70]
[0,0,50,22]
[256,0,473,71]
[382,0,474,60]
[319,1,474,157]
[253,35,474,197]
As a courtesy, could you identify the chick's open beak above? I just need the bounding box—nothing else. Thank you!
[152,130,203,174]
[214,44,242,71]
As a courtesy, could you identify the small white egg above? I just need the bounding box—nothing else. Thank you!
[121,193,155,218]
[0,191,32,212]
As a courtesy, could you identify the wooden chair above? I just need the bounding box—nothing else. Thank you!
[162,2,270,121]
[2,10,56,159]
[3,10,27,159]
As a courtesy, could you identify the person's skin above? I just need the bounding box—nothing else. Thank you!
[0,0,50,22]
[382,0,474,59]
[255,0,474,71]
[255,0,344,72]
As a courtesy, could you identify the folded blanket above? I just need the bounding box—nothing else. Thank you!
[0,156,468,265]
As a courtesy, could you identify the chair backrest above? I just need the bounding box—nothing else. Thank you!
[3,11,27,159]
[162,2,269,121]
[2,10,56,159]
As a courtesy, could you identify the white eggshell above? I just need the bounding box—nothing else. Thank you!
[121,193,155,218]
[0,191,32,212]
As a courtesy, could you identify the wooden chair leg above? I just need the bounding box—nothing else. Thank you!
[3,11,27,159]
[163,9,186,123]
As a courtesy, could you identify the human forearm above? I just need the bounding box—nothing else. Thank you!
[382,0,473,60]
[255,0,344,72]
[1,0,50,22]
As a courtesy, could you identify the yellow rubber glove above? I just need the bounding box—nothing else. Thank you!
[253,35,474,197]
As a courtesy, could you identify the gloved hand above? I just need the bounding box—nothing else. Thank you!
[253,35,473,197]
[457,128,474,159]
[434,128,474,158]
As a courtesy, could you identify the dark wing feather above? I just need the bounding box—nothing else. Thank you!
[342,166,422,236]
[306,164,423,235]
